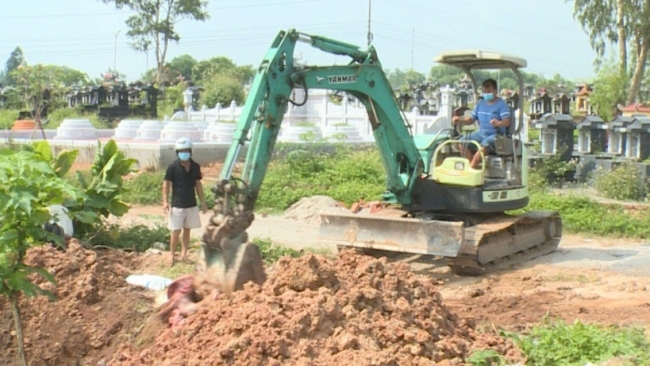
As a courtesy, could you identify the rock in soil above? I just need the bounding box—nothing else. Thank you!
[0,240,153,366]
[110,250,525,365]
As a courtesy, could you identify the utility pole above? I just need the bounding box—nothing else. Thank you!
[411,27,415,70]
[367,0,373,47]
[114,30,121,73]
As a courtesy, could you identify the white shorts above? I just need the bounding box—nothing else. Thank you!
[168,206,202,231]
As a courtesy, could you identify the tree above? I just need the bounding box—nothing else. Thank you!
[567,0,650,104]
[199,74,245,107]
[168,54,197,81]
[192,56,254,85]
[103,0,210,85]
[536,73,573,95]
[590,57,629,120]
[10,64,67,138]
[0,142,81,366]
[4,47,25,86]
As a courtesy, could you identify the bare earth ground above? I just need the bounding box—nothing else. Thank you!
[116,204,650,335]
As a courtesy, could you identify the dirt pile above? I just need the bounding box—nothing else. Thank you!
[283,195,346,225]
[0,240,152,366]
[111,251,524,366]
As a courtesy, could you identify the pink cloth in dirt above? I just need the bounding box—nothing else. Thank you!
[166,274,194,299]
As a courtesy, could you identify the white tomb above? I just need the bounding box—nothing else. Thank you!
[159,121,203,142]
[134,120,166,141]
[113,119,143,139]
[204,122,237,143]
[54,119,97,140]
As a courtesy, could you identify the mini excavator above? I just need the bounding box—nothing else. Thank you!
[197,29,562,291]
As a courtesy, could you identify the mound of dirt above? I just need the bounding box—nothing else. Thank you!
[0,240,153,366]
[110,251,525,365]
[283,195,346,225]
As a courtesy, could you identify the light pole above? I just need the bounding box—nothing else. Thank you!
[114,30,121,73]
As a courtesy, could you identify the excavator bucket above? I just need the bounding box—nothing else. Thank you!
[197,227,267,294]
[319,208,465,257]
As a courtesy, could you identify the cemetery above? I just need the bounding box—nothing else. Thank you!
[3,73,649,188]
[5,2,650,362]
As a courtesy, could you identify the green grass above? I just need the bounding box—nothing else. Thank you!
[117,145,650,239]
[89,223,170,252]
[159,261,195,280]
[513,190,650,238]
[507,318,650,366]
[122,171,216,208]
[256,145,385,212]
[252,237,330,264]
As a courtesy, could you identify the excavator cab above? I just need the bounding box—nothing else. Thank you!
[421,50,529,212]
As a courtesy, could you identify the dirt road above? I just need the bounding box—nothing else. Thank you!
[119,205,650,331]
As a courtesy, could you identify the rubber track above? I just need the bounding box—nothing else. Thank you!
[446,211,563,276]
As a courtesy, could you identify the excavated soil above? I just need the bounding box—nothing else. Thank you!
[283,196,347,225]
[110,251,524,366]
[0,240,154,366]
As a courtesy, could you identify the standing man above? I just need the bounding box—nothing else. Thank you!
[452,78,511,169]
[163,137,208,266]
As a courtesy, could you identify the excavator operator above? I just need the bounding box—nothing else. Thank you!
[451,78,511,169]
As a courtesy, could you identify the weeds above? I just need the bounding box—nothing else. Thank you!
[252,237,330,264]
[257,145,385,211]
[89,223,170,252]
[594,162,648,201]
[509,318,650,365]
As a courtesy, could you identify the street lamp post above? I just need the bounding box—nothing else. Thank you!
[114,30,121,73]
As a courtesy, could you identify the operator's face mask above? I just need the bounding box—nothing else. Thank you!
[178,151,191,161]
[482,93,495,101]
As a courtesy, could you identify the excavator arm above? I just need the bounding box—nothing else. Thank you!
[219,29,422,211]
[198,29,426,284]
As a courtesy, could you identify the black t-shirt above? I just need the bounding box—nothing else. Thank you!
[164,159,203,208]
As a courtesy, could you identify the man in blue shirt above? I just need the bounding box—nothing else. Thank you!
[452,78,511,169]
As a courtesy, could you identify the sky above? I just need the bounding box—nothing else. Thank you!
[0,0,599,84]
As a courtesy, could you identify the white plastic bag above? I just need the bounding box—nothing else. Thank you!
[126,274,172,291]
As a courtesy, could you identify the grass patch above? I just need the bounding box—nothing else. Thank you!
[513,190,650,238]
[252,237,331,264]
[89,223,170,252]
[508,318,650,365]
[122,171,216,208]
[159,261,195,280]
[119,145,650,239]
[544,272,599,284]
[256,145,385,212]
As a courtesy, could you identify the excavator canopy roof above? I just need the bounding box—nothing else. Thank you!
[433,50,527,70]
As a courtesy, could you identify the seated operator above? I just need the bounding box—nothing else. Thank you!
[451,78,511,169]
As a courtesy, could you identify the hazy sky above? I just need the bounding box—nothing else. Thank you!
[1,0,598,83]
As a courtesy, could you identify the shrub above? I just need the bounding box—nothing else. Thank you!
[0,109,20,129]
[594,162,647,201]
